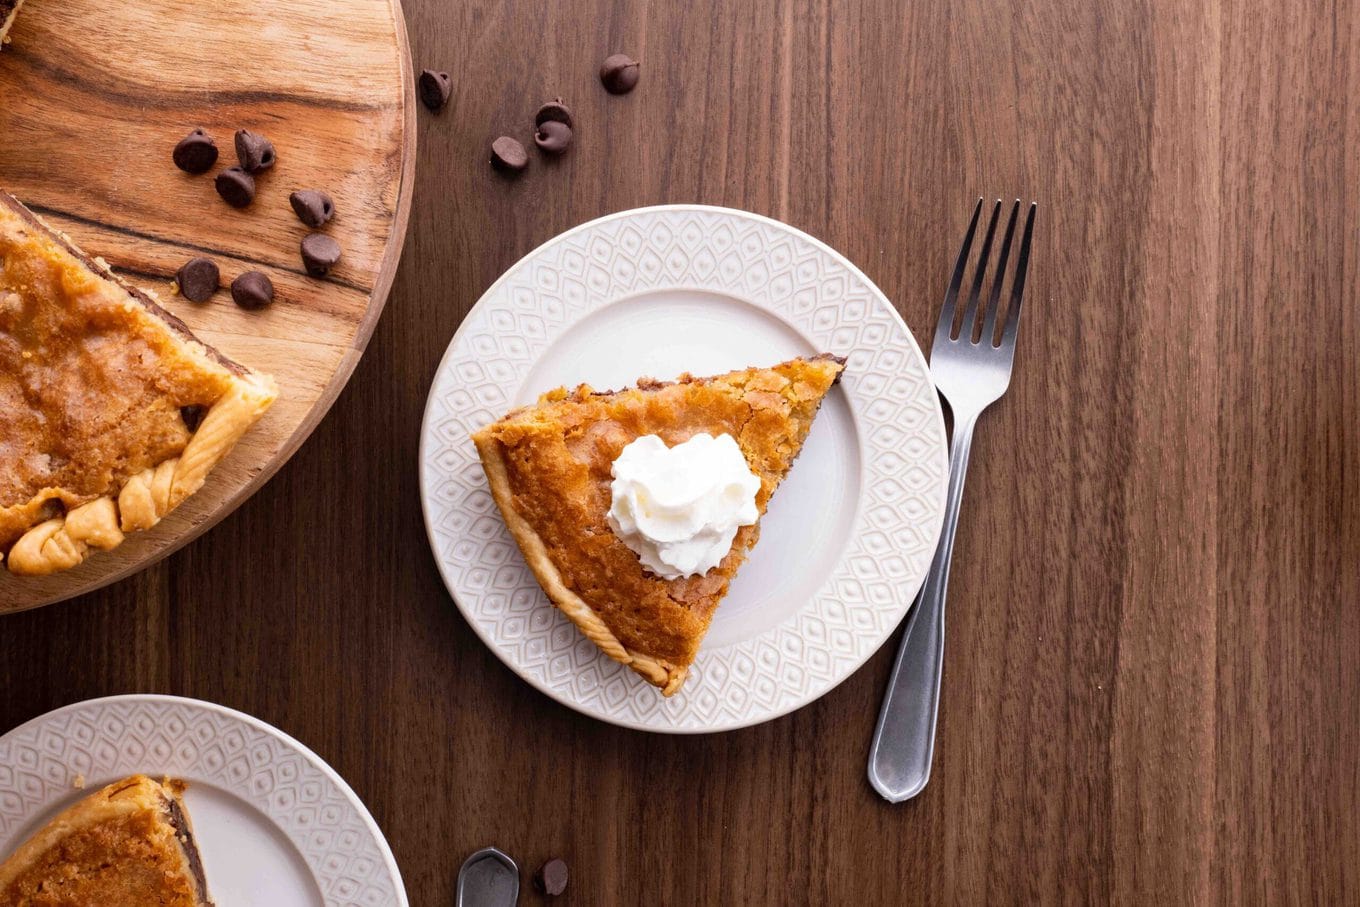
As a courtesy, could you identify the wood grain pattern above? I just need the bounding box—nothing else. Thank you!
[2,0,1359,903]
[0,0,415,611]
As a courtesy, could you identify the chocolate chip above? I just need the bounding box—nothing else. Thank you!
[300,233,342,277]
[215,167,256,208]
[175,257,219,302]
[234,129,276,173]
[490,136,528,174]
[172,129,218,174]
[290,189,335,228]
[231,271,274,309]
[180,405,207,432]
[600,54,639,94]
[534,120,572,154]
[533,859,568,897]
[419,69,451,111]
[534,99,573,130]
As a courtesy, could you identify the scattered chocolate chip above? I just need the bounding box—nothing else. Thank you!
[300,233,342,277]
[418,69,452,111]
[175,257,219,302]
[180,405,207,432]
[290,189,335,228]
[215,167,256,208]
[534,99,573,130]
[533,859,568,897]
[172,129,218,174]
[234,129,276,173]
[231,271,274,309]
[490,136,528,174]
[600,54,639,94]
[534,120,572,154]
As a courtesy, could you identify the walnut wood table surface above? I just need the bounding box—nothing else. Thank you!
[2,0,1357,903]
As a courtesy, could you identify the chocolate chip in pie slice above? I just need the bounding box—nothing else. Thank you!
[0,775,214,906]
[0,0,24,51]
[473,355,846,695]
[0,190,277,576]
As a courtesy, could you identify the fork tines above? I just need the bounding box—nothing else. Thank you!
[938,198,1036,351]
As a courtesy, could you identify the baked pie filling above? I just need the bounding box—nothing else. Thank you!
[474,355,845,694]
[0,774,214,906]
[0,191,276,576]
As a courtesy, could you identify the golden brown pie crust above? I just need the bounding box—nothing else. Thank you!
[0,191,277,575]
[0,775,213,906]
[473,355,845,695]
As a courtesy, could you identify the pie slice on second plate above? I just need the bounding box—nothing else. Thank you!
[473,354,845,695]
[0,775,214,906]
[0,190,277,576]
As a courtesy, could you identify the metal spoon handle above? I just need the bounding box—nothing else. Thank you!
[455,847,520,907]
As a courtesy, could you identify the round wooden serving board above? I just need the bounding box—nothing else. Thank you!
[0,0,416,611]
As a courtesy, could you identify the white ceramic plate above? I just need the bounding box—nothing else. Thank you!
[0,695,406,906]
[420,205,948,732]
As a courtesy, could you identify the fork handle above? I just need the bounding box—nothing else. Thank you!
[867,411,977,802]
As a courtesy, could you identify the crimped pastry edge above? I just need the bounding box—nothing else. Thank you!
[0,190,279,576]
[3,372,277,576]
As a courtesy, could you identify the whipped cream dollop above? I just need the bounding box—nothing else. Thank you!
[607,433,761,580]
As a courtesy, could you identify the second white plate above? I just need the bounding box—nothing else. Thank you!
[0,695,406,906]
[420,205,948,732]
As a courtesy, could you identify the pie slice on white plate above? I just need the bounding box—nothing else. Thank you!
[473,354,845,695]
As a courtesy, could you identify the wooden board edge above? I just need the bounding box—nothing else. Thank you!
[3,0,418,613]
[356,0,418,355]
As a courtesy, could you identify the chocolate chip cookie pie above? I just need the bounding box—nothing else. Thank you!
[0,191,277,576]
[473,355,845,695]
[0,775,213,906]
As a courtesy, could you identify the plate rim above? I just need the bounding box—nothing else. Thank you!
[419,203,947,733]
[0,693,408,905]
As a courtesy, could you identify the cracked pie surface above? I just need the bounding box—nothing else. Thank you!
[0,191,276,576]
[473,355,845,695]
[0,775,214,906]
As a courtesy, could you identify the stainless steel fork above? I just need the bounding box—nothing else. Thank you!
[867,198,1037,803]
